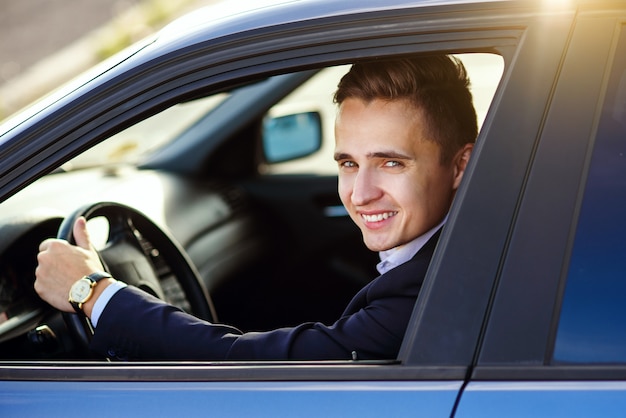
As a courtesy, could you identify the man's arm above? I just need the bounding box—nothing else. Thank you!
[89,232,437,361]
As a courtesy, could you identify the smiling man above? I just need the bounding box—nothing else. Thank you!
[35,55,477,360]
[333,56,475,268]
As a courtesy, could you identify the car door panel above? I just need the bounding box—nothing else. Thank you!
[0,380,463,417]
[456,382,626,418]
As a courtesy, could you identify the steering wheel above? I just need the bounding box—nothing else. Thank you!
[59,202,217,354]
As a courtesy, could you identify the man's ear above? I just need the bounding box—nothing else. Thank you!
[452,143,474,190]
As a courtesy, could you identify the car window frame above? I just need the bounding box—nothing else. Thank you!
[0,2,575,382]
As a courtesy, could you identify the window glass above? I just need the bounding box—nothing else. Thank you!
[553,27,626,363]
[63,93,229,170]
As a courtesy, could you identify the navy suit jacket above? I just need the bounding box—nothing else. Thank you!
[90,230,440,361]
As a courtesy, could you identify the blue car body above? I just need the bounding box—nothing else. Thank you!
[1,0,626,416]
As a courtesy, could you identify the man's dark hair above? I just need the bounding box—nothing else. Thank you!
[333,55,478,163]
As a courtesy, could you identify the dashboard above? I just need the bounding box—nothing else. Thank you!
[0,216,61,354]
[0,166,264,359]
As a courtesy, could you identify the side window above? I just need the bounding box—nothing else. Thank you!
[262,53,504,175]
[553,27,626,363]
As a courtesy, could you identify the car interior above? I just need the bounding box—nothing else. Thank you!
[0,53,503,360]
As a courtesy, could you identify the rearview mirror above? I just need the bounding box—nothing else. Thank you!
[262,112,322,164]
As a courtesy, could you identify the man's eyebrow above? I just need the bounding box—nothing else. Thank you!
[334,151,413,161]
[334,152,350,161]
[368,151,412,160]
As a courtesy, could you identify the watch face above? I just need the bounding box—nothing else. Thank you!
[70,278,93,303]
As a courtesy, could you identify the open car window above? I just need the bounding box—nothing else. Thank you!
[0,51,505,364]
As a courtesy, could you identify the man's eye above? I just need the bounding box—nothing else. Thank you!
[384,160,402,168]
[340,161,357,168]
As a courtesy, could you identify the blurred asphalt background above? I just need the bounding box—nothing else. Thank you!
[0,0,221,121]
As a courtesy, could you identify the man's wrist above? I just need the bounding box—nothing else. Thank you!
[90,280,127,327]
[82,277,116,318]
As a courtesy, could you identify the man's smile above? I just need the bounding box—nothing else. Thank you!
[360,211,398,223]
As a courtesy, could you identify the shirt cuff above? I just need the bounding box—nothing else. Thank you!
[91,281,127,327]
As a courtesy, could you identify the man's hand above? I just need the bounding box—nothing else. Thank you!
[35,216,112,315]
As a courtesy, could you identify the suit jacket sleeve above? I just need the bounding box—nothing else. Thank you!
[90,231,439,361]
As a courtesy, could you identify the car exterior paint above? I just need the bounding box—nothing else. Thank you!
[1,0,626,416]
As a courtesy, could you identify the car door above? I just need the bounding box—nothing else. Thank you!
[0,1,582,416]
[456,4,626,416]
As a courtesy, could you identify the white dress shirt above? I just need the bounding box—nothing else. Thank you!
[376,216,446,275]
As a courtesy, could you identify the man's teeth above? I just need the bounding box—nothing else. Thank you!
[362,212,396,222]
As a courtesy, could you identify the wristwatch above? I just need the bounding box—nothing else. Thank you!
[68,272,112,314]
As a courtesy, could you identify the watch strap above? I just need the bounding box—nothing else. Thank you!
[85,271,112,284]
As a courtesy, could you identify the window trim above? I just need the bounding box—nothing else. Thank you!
[475,14,622,370]
[0,3,578,380]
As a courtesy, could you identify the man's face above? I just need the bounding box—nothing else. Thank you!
[334,98,471,252]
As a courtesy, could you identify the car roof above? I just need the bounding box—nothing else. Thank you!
[157,0,504,45]
[0,0,581,140]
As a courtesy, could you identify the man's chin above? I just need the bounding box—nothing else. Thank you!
[362,238,397,253]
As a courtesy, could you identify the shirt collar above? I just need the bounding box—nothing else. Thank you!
[376,215,447,275]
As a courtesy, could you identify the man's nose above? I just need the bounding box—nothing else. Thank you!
[351,169,382,206]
